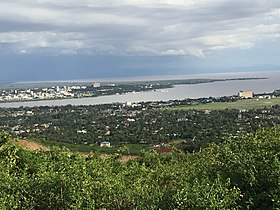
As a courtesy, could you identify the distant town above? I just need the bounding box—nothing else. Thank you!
[0,84,84,102]
[0,81,167,102]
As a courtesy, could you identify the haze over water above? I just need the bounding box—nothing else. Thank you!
[0,71,279,108]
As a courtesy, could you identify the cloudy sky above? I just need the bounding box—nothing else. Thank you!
[1,0,280,82]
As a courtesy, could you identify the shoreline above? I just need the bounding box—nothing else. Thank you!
[0,77,267,105]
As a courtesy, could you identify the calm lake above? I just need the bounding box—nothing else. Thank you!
[1,71,279,108]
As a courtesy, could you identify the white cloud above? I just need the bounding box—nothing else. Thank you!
[162,49,187,56]
[0,0,279,56]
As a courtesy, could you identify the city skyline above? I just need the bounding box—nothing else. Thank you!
[0,0,280,82]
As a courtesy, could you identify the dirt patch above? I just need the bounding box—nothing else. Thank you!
[120,155,140,163]
[17,140,49,151]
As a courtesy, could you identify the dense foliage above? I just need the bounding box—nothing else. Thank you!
[1,127,280,209]
[1,104,279,152]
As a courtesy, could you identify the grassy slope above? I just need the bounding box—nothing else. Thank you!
[172,98,280,110]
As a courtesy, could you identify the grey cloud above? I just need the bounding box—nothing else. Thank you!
[0,0,279,56]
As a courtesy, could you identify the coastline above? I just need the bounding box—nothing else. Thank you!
[0,77,267,105]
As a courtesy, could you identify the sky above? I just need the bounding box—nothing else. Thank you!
[0,0,280,82]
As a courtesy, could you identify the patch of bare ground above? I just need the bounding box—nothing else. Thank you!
[120,155,140,163]
[17,139,49,151]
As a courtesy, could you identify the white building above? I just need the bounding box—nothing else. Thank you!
[100,141,111,147]
[93,82,101,88]
[238,90,253,99]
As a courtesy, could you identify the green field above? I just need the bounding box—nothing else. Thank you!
[172,98,280,110]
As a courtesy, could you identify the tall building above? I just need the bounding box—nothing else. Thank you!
[238,90,253,99]
[56,86,60,92]
[93,82,101,88]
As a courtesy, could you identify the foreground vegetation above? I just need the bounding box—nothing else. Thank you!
[1,126,280,209]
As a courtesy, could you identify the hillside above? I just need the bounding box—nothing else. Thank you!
[1,127,280,209]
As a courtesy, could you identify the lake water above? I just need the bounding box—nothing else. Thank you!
[1,71,279,108]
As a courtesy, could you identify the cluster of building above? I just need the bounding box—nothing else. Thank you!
[0,86,78,102]
[0,82,104,102]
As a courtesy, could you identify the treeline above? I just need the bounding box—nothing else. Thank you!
[1,127,280,209]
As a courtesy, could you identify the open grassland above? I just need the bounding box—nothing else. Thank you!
[172,98,280,110]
